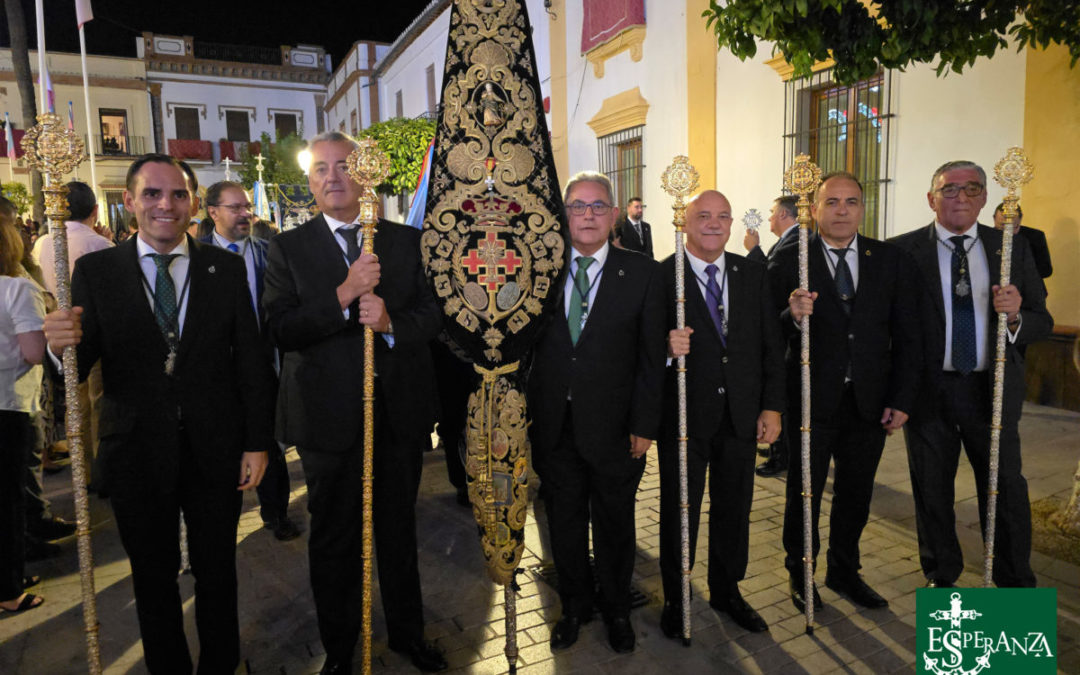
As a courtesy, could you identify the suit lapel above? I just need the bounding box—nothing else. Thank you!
[177,237,210,364]
[808,235,846,313]
[911,224,946,323]
[683,253,723,343]
[575,249,618,347]
[850,237,875,314]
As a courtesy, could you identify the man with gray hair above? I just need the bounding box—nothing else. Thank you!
[263,131,445,672]
[528,171,665,654]
[890,160,1052,588]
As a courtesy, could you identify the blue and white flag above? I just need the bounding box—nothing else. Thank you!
[404,137,435,229]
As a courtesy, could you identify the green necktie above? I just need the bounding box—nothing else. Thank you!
[568,256,594,346]
[151,253,181,350]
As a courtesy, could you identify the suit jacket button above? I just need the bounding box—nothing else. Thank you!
[722,356,729,364]
[848,333,855,340]
[718,387,726,395]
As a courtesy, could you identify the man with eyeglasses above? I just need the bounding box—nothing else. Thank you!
[527,171,665,654]
[890,160,1052,588]
[201,181,300,543]
[262,132,445,673]
[769,172,920,613]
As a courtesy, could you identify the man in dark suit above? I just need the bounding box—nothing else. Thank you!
[615,196,654,258]
[745,195,799,478]
[745,194,798,265]
[993,203,1053,280]
[890,161,1052,588]
[528,172,665,654]
[658,190,785,637]
[769,172,920,612]
[262,131,445,673]
[43,154,274,674]
[201,180,299,542]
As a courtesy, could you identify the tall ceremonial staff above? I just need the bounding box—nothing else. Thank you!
[660,155,699,645]
[984,147,1033,587]
[783,154,822,635]
[345,137,391,675]
[22,115,99,672]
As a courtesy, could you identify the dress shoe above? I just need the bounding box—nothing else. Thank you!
[605,615,635,653]
[926,578,955,589]
[789,575,823,613]
[755,455,787,478]
[825,572,888,609]
[28,516,76,541]
[319,656,351,674]
[711,589,768,633]
[549,615,582,650]
[264,517,302,542]
[388,638,447,672]
[659,602,684,640]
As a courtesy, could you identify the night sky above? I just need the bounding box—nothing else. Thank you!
[1,0,434,67]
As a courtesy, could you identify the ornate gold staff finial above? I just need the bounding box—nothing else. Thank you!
[661,155,700,232]
[347,137,392,225]
[22,112,100,674]
[783,154,823,206]
[343,135,390,675]
[994,146,1034,227]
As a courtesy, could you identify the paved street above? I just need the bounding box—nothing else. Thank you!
[2,402,1078,674]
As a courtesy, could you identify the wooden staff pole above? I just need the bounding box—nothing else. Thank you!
[346,138,390,675]
[783,155,822,635]
[661,156,700,645]
[985,147,1034,586]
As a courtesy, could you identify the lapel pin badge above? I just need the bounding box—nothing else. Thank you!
[618,269,625,277]
[208,265,216,273]
[865,249,871,256]
[732,265,738,272]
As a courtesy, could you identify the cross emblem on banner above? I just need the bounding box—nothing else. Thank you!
[461,231,523,292]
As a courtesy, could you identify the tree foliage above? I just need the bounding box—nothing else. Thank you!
[238,132,307,189]
[2,182,32,216]
[704,0,1080,85]
[358,117,437,196]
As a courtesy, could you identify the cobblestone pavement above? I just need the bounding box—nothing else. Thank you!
[2,402,1077,674]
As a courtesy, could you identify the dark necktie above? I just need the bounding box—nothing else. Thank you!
[338,225,361,264]
[705,263,726,347]
[227,242,239,253]
[831,247,855,316]
[151,253,181,350]
[950,235,977,374]
[568,256,594,346]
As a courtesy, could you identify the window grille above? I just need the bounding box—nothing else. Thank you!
[783,70,893,238]
[597,125,644,209]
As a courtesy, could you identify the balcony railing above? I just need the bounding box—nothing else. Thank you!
[219,140,262,162]
[167,139,213,161]
[85,134,147,157]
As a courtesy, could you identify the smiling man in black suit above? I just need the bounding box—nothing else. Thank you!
[43,154,274,674]
[658,190,785,637]
[528,171,665,654]
[890,161,1052,589]
[262,131,445,674]
[769,172,920,613]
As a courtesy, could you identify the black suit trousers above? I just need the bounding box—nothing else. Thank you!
[0,411,30,601]
[296,392,425,661]
[255,443,291,524]
[903,372,1035,587]
[537,404,645,619]
[109,428,243,675]
[658,415,755,605]
[782,386,885,579]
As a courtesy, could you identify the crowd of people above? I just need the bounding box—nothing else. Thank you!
[0,136,1056,675]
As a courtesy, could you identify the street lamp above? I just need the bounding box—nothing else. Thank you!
[297,147,312,175]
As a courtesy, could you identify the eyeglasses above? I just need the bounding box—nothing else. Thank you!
[210,203,254,213]
[566,201,612,215]
[936,182,985,199]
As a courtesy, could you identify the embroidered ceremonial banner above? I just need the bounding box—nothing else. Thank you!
[274,184,316,231]
[422,0,565,587]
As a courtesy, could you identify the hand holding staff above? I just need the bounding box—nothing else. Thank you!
[23,113,100,672]
[782,154,822,635]
[985,147,1034,587]
[345,138,391,675]
[661,155,700,645]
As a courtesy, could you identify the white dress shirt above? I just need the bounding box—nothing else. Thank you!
[136,235,191,336]
[0,275,44,413]
[934,222,1002,372]
[212,231,257,315]
[820,234,860,290]
[32,220,113,297]
[563,243,610,323]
